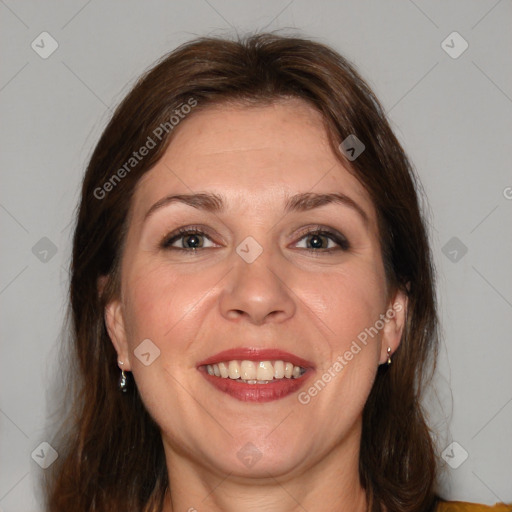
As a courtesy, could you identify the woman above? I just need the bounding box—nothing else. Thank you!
[45,33,510,512]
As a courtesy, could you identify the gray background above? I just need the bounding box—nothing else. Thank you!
[1,1,511,510]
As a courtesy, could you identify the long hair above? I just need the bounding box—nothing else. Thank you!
[45,33,440,511]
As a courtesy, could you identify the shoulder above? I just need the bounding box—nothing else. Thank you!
[437,501,512,512]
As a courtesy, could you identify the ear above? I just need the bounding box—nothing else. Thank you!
[379,287,408,365]
[103,289,132,372]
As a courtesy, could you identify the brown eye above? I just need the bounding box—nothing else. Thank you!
[306,233,329,249]
[295,228,350,252]
[162,228,216,250]
[179,233,204,249]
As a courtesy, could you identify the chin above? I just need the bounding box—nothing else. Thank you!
[200,428,313,479]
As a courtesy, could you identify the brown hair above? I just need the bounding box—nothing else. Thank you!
[45,33,440,511]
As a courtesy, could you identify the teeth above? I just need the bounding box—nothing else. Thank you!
[205,360,305,382]
[218,362,229,378]
[256,361,274,381]
[274,360,285,379]
[228,360,241,379]
[240,360,256,380]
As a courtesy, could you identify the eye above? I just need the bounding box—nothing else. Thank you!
[294,226,350,252]
[160,225,350,253]
[161,227,218,250]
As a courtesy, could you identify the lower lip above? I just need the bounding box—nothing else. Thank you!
[200,370,312,402]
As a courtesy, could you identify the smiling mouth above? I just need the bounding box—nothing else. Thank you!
[202,359,307,384]
[197,348,313,402]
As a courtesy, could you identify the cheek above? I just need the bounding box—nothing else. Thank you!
[120,263,208,421]
[292,264,386,436]
[303,262,388,354]
[123,260,211,342]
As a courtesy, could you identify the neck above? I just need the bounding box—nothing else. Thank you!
[161,425,368,512]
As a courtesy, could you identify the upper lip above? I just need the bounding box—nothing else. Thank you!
[197,347,314,369]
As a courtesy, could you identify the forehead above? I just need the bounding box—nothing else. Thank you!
[132,99,376,223]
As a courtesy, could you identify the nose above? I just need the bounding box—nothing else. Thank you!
[218,247,296,326]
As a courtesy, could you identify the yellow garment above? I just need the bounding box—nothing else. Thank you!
[437,501,512,511]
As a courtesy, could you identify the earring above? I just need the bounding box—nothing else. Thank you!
[118,361,129,393]
[387,347,392,366]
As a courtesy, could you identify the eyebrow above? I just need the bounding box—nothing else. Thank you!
[144,191,369,226]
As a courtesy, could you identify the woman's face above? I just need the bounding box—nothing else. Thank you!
[105,99,406,480]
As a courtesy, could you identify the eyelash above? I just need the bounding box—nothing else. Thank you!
[160,225,350,254]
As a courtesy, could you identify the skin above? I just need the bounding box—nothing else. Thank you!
[105,98,407,512]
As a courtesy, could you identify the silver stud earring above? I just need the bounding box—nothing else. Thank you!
[118,361,129,392]
[387,347,392,366]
